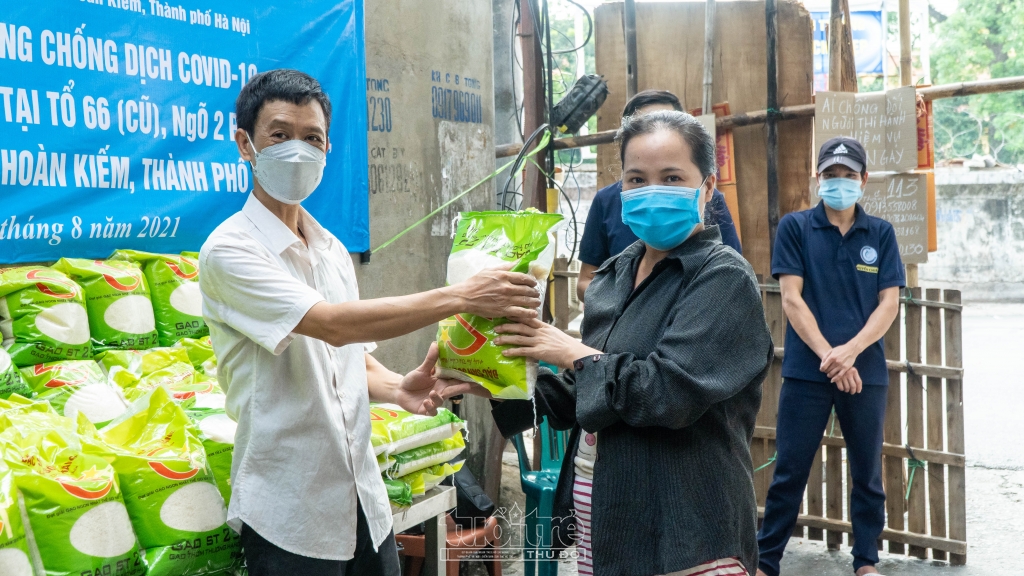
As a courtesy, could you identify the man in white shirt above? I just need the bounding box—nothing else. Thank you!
[200,69,541,575]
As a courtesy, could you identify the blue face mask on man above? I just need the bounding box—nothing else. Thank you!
[621,179,707,251]
[818,176,863,210]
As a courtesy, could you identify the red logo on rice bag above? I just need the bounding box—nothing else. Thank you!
[148,461,200,481]
[166,257,199,280]
[59,479,113,500]
[33,364,89,388]
[94,261,142,292]
[446,315,488,356]
[27,269,79,299]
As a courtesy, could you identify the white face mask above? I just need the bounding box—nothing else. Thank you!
[247,133,326,205]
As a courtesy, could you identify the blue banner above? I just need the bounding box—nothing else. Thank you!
[0,0,369,263]
[812,11,885,91]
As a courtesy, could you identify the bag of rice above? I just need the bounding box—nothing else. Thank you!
[0,409,146,576]
[0,266,92,367]
[173,336,216,374]
[370,403,465,456]
[20,360,128,426]
[397,460,464,496]
[0,348,31,399]
[436,210,564,399]
[387,432,466,478]
[185,405,235,505]
[377,453,395,475]
[383,479,412,507]
[52,258,158,353]
[0,462,33,576]
[98,387,241,576]
[98,348,220,406]
[112,251,208,347]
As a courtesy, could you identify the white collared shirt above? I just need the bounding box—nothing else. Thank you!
[199,193,391,560]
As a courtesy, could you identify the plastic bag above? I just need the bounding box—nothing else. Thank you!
[53,259,158,353]
[173,336,216,374]
[0,408,146,576]
[397,461,464,496]
[20,360,127,426]
[369,403,465,456]
[384,479,412,507]
[98,387,241,576]
[98,348,220,406]
[0,266,92,367]
[185,406,235,505]
[0,348,31,399]
[112,251,208,347]
[436,210,564,399]
[388,432,466,478]
[0,462,33,576]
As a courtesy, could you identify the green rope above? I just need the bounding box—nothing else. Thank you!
[371,130,551,253]
[906,458,926,500]
[755,451,777,472]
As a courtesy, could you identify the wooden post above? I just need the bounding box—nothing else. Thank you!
[702,0,716,115]
[825,414,843,550]
[905,288,927,559]
[623,0,638,99]
[898,0,920,286]
[925,288,948,561]
[765,0,780,255]
[520,0,548,211]
[883,315,906,555]
[944,290,966,565]
[807,446,825,541]
[828,0,843,91]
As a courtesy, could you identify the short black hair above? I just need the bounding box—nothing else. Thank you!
[616,110,717,180]
[235,69,332,134]
[622,89,683,118]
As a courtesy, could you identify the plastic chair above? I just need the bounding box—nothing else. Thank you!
[511,416,569,576]
[397,513,503,576]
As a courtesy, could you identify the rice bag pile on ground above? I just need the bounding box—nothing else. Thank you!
[0,266,92,367]
[370,403,466,506]
[0,348,31,399]
[98,348,222,406]
[0,405,146,576]
[436,210,564,399]
[175,335,217,377]
[98,387,241,576]
[0,462,32,576]
[53,258,159,353]
[20,360,127,426]
[112,251,208,347]
[185,399,236,505]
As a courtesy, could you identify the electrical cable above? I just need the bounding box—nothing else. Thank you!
[500,124,551,211]
[551,0,592,55]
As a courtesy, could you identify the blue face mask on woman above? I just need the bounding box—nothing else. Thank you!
[818,177,863,210]
[621,179,707,251]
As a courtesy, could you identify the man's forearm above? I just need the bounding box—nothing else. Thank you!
[783,298,832,359]
[366,353,402,404]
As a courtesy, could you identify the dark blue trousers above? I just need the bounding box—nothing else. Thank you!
[757,379,888,576]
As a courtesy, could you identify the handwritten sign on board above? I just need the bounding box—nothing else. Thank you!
[815,86,918,173]
[810,172,928,264]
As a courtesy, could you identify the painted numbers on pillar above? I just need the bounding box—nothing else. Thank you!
[367,77,392,133]
[430,70,482,124]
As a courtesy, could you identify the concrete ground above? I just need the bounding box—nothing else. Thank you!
[463,303,1024,576]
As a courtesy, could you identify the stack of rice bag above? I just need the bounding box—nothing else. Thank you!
[371,403,467,507]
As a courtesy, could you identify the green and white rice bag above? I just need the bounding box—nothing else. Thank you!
[99,387,241,576]
[0,462,33,576]
[185,404,235,505]
[20,360,127,426]
[388,432,466,478]
[369,403,465,456]
[174,336,217,377]
[396,460,464,496]
[0,348,31,399]
[0,409,146,576]
[437,210,564,399]
[97,348,219,406]
[0,266,91,367]
[112,251,208,347]
[53,258,158,353]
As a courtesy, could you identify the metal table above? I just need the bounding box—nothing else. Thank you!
[392,485,457,576]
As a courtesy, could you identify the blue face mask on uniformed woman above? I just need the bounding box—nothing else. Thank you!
[818,177,863,210]
[621,180,707,251]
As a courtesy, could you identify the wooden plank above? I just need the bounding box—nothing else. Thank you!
[757,288,786,506]
[753,427,965,467]
[826,416,844,550]
[756,509,968,555]
[944,290,967,565]
[925,288,947,561]
[883,316,906,554]
[905,288,927,559]
[807,446,825,540]
[593,2,814,277]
